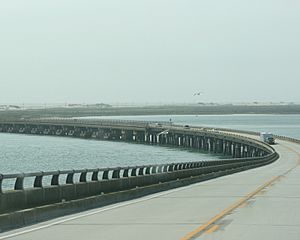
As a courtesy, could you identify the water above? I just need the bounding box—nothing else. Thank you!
[83,114,300,139]
[1,114,299,175]
[0,133,217,174]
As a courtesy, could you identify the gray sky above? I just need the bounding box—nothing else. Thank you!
[0,0,299,104]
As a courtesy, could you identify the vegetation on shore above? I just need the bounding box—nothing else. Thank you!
[1,104,300,120]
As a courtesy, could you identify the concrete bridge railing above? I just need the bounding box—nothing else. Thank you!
[0,153,278,214]
[208,126,300,145]
[0,119,279,231]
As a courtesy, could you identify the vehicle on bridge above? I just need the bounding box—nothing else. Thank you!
[260,132,275,144]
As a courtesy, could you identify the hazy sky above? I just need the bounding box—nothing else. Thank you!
[1,0,299,104]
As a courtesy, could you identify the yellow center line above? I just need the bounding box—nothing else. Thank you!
[180,175,280,240]
[204,225,219,234]
[181,142,300,240]
[238,202,250,209]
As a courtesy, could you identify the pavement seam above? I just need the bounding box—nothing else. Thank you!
[180,175,281,240]
[181,142,300,240]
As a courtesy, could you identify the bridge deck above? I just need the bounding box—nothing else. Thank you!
[0,139,299,240]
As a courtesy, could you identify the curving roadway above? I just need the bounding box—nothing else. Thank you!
[0,136,299,240]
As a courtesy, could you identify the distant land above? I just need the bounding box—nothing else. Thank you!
[0,103,300,120]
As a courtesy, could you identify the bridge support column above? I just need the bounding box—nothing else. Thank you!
[216,140,223,153]
[184,136,187,147]
[241,145,248,158]
[212,139,217,153]
[202,137,206,150]
[231,143,235,157]
[235,144,241,158]
[149,134,153,143]
[169,134,176,145]
[182,136,186,147]
[195,137,200,149]
[123,130,133,141]
[204,138,209,151]
[252,148,259,157]
[189,137,193,148]
[144,132,149,142]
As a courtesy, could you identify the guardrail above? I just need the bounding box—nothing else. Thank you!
[210,126,300,145]
[197,127,275,150]
[0,119,278,209]
[0,118,171,128]
[0,153,278,214]
[0,119,281,232]
[0,157,272,193]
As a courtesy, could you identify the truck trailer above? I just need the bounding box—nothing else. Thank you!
[260,132,275,144]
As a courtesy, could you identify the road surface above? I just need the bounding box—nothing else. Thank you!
[0,138,299,240]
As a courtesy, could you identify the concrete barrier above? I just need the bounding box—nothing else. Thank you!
[0,154,278,232]
[0,119,280,232]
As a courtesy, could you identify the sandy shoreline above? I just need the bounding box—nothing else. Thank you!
[0,104,300,120]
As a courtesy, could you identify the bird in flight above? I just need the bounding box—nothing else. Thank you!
[193,92,203,96]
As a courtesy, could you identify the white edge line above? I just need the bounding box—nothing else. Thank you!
[0,179,213,239]
[2,134,292,239]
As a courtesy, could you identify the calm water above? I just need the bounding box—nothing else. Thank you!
[1,114,299,174]
[0,133,217,174]
[85,114,300,139]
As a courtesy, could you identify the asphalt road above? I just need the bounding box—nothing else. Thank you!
[0,138,299,240]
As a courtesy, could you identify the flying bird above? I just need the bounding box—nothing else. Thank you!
[193,92,203,96]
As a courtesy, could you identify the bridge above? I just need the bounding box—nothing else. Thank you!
[0,119,299,239]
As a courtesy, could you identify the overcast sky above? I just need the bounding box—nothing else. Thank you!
[0,0,299,104]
